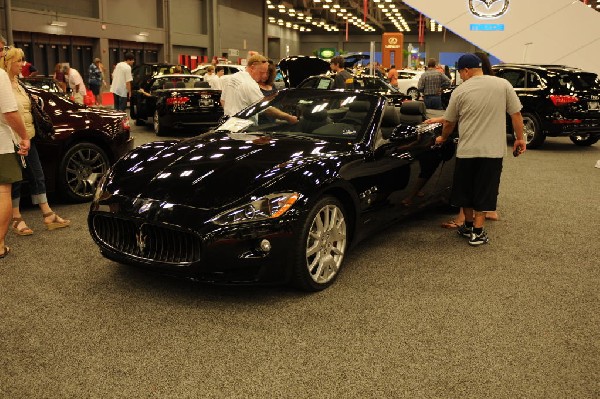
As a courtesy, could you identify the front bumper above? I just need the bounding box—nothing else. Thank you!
[88,194,302,285]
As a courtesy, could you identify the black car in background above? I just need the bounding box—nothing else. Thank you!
[297,74,410,106]
[443,63,600,148]
[26,86,133,202]
[130,74,223,135]
[131,63,191,93]
[88,89,456,291]
[493,64,600,147]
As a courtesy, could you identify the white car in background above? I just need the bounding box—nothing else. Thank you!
[396,69,424,100]
[192,64,245,80]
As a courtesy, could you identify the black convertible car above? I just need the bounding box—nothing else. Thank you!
[129,74,223,135]
[88,89,455,291]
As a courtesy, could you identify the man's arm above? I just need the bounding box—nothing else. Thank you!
[126,81,132,99]
[265,106,298,124]
[510,111,526,154]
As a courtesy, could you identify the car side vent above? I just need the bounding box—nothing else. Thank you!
[91,214,202,264]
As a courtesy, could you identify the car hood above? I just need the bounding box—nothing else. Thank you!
[108,131,351,209]
[277,56,331,88]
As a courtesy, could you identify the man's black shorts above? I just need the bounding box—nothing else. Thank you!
[451,157,503,212]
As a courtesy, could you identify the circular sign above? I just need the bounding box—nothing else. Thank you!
[388,37,398,45]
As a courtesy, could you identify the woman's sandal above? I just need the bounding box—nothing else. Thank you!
[0,246,10,258]
[43,211,70,230]
[12,217,34,236]
[441,219,462,229]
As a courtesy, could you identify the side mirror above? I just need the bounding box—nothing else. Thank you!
[383,123,418,142]
[217,114,230,126]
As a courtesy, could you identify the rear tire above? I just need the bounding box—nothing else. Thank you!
[292,196,348,291]
[570,134,599,146]
[153,110,165,136]
[407,88,420,101]
[521,112,545,149]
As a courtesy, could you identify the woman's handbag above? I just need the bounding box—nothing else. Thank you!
[29,93,55,140]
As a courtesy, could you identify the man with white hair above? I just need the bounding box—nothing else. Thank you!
[62,64,87,104]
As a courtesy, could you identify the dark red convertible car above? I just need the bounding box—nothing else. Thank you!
[20,82,134,202]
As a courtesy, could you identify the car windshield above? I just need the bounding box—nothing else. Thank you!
[153,75,203,90]
[220,89,378,143]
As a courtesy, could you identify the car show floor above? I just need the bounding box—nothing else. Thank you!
[1,122,599,397]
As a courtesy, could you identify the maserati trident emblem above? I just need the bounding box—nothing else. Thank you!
[469,0,509,18]
[135,227,147,253]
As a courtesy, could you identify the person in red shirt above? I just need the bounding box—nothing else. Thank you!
[20,61,37,77]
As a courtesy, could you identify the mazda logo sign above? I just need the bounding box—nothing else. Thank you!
[388,37,398,45]
[469,0,509,19]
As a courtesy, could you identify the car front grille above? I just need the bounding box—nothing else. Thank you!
[91,214,201,264]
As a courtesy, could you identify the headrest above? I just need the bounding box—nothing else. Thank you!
[348,100,370,112]
[400,101,426,116]
[304,110,328,121]
[381,106,400,127]
[163,82,175,89]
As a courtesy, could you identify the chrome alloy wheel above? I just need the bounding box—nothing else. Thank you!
[522,116,536,145]
[305,204,347,285]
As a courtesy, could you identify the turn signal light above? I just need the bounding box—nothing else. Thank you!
[549,95,578,106]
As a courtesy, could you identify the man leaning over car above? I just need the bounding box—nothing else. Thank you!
[221,54,297,124]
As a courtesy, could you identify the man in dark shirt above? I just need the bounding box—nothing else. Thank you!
[330,56,352,89]
[418,58,451,109]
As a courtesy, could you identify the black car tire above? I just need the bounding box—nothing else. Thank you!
[570,134,599,146]
[521,112,545,149]
[135,119,146,126]
[130,98,138,119]
[407,88,420,101]
[58,142,110,203]
[153,110,165,136]
[292,196,348,291]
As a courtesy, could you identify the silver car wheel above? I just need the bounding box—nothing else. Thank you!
[153,110,160,134]
[522,116,536,144]
[305,204,347,285]
[407,88,420,100]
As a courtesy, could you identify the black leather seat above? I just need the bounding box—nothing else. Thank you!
[340,100,370,124]
[175,81,186,88]
[194,81,210,88]
[299,110,329,133]
[163,82,175,89]
[380,105,400,140]
[398,101,427,125]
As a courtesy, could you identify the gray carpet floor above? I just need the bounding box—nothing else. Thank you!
[1,137,599,398]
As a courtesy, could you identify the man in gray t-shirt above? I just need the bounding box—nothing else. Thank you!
[431,53,526,246]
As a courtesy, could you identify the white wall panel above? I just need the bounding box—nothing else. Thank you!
[403,0,600,75]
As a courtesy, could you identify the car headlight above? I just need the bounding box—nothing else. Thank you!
[211,192,299,225]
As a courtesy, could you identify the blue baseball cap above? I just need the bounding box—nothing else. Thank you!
[457,53,482,70]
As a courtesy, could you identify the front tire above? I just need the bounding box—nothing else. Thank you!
[570,134,599,146]
[58,142,110,202]
[521,112,545,148]
[292,196,348,291]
